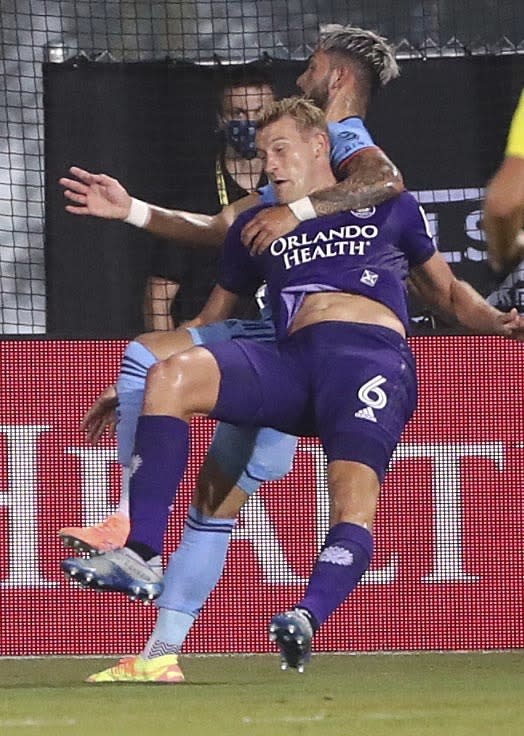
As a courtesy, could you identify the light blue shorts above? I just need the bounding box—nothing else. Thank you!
[186,317,297,493]
[186,317,275,346]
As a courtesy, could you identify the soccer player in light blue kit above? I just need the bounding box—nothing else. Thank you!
[60,25,403,552]
[81,97,524,682]
[60,27,405,679]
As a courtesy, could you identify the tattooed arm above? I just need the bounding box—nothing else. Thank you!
[310,147,403,216]
[241,147,404,253]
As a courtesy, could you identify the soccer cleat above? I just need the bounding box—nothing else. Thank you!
[269,609,313,673]
[58,512,130,554]
[86,654,184,684]
[61,547,163,602]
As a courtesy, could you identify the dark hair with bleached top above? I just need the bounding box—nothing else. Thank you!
[318,24,399,93]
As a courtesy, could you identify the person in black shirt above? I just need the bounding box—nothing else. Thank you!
[144,65,276,330]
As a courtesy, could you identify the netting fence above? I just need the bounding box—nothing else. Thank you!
[2,1,524,661]
[1,1,523,334]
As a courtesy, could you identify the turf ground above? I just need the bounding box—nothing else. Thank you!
[1,652,523,735]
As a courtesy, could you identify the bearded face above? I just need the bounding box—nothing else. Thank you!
[296,51,334,111]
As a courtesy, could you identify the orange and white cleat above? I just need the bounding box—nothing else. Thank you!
[86,654,185,684]
[58,512,130,554]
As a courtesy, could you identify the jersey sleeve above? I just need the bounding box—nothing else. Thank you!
[328,118,377,176]
[257,183,278,206]
[217,210,264,297]
[506,90,524,159]
[397,193,437,268]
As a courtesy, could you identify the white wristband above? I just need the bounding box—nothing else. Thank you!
[288,196,316,222]
[124,198,151,228]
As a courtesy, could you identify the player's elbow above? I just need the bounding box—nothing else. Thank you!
[208,212,229,246]
[387,170,405,195]
[377,152,404,195]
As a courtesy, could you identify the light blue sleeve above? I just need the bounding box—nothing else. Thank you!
[328,118,376,174]
[257,183,278,205]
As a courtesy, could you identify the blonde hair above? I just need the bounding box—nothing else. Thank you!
[256,96,328,136]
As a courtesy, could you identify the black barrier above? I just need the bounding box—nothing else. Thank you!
[44,57,524,337]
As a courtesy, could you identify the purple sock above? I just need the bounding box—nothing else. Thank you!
[127,415,189,556]
[297,522,373,629]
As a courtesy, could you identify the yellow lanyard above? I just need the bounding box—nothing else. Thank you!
[215,158,230,207]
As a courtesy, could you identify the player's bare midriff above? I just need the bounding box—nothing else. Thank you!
[289,292,406,337]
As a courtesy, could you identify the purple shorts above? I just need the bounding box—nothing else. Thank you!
[205,321,417,483]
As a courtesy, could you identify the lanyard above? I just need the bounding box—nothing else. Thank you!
[215,158,230,207]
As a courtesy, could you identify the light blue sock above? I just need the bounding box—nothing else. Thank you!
[155,504,236,619]
[141,608,195,658]
[116,341,158,466]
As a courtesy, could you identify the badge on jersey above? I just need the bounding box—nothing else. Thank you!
[360,270,379,287]
[336,129,365,155]
[351,207,376,219]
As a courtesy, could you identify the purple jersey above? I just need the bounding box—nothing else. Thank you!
[258,118,375,206]
[219,192,436,338]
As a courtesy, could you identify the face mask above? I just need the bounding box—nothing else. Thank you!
[225,119,258,160]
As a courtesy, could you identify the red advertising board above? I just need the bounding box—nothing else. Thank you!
[1,338,523,655]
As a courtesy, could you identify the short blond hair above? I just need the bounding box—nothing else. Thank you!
[256,96,328,137]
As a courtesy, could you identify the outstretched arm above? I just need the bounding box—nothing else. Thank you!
[59,166,261,249]
[483,155,524,271]
[241,147,404,253]
[81,383,119,444]
[410,251,524,338]
[484,92,524,271]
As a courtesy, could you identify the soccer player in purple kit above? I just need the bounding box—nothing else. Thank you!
[80,97,524,682]
[60,26,403,564]
[58,25,413,685]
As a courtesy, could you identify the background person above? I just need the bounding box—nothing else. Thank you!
[484,89,524,313]
[144,64,276,330]
[484,89,524,274]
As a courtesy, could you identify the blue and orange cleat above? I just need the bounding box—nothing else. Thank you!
[61,547,163,603]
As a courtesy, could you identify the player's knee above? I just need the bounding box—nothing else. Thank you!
[144,356,191,417]
[137,327,194,360]
[246,435,298,483]
[136,331,161,353]
[146,354,186,392]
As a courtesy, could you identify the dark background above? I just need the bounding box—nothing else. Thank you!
[44,56,524,337]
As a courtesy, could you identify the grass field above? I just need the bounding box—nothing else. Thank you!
[1,652,523,735]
